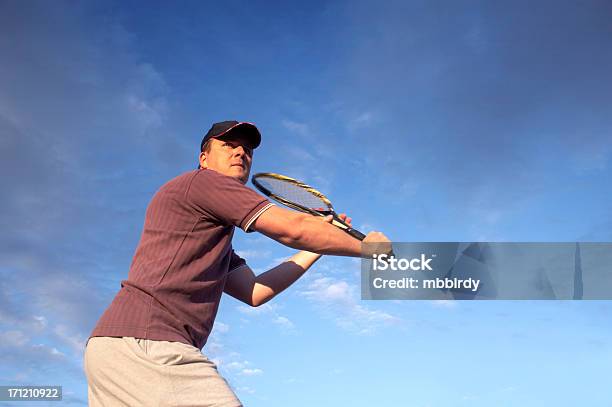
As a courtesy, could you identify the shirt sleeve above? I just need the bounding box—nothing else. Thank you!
[228,249,248,274]
[187,169,273,231]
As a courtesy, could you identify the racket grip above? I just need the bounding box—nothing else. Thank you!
[346,228,366,241]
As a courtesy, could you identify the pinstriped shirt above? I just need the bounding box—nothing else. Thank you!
[90,169,273,349]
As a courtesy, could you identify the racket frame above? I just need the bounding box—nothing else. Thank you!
[251,172,366,240]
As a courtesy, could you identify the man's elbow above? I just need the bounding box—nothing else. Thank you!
[251,297,269,308]
[278,220,307,248]
[251,292,273,308]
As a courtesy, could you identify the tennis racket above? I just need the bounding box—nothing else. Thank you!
[251,172,366,241]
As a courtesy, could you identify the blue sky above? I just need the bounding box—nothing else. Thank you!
[1,0,612,405]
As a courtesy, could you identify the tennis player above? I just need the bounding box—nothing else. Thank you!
[84,120,391,406]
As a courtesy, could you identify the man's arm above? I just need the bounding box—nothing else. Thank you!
[251,205,389,257]
[226,212,371,307]
[224,250,321,307]
[228,209,391,307]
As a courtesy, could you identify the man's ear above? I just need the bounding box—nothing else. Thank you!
[199,151,208,169]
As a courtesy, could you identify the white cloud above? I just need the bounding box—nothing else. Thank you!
[54,324,87,354]
[272,316,298,335]
[462,393,479,401]
[0,334,69,366]
[241,368,264,376]
[0,4,177,389]
[300,277,401,334]
[353,111,374,126]
[281,119,310,137]
[236,303,297,334]
[40,345,65,357]
[213,321,230,334]
[235,249,273,260]
[237,303,278,315]
[429,300,458,309]
[273,316,294,329]
[464,24,488,54]
[284,145,316,162]
[33,316,47,330]
[218,357,265,378]
[237,386,256,394]
[205,321,266,388]
[345,110,379,132]
[225,361,246,371]
[0,330,28,347]
[301,277,353,304]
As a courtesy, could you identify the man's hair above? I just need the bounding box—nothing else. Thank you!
[197,139,214,169]
[201,139,213,154]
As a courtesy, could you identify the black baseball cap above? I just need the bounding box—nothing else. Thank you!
[200,121,262,152]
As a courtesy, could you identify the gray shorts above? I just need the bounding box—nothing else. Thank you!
[84,336,242,407]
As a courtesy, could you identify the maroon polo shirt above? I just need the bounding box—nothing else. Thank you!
[89,169,273,349]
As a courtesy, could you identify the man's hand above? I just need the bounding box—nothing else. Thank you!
[324,214,392,257]
[322,213,352,226]
[362,231,393,258]
[361,232,393,257]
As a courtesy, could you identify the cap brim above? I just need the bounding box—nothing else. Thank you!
[216,122,261,149]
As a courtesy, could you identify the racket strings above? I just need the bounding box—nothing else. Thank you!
[256,177,330,210]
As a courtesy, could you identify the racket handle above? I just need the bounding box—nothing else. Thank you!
[346,227,366,241]
[331,215,367,241]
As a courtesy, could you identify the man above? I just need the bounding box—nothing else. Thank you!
[84,120,391,406]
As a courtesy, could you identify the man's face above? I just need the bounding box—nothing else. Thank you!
[199,134,253,184]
